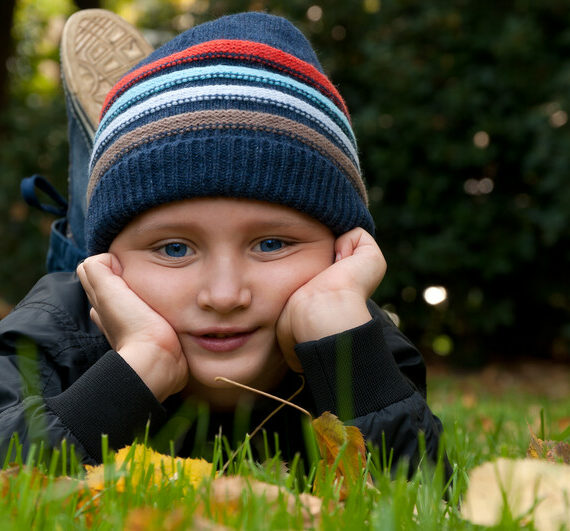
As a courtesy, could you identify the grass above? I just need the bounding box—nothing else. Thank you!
[1,361,569,530]
[429,361,570,467]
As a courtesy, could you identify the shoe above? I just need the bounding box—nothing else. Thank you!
[60,9,153,139]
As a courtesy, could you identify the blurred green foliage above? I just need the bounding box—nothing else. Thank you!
[0,0,568,365]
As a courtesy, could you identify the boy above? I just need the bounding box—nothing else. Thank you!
[0,11,447,474]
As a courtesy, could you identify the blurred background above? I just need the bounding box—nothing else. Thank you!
[0,0,568,369]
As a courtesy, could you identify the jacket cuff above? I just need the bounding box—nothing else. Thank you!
[45,350,166,462]
[295,316,415,420]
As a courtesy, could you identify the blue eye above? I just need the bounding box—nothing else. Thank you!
[257,239,285,253]
[163,242,189,257]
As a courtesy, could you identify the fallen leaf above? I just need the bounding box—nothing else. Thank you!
[0,464,78,495]
[311,411,372,499]
[84,444,213,492]
[204,476,322,527]
[0,464,47,487]
[124,506,226,530]
[527,426,570,464]
[0,464,86,522]
[461,458,570,531]
[0,465,24,496]
[124,507,185,531]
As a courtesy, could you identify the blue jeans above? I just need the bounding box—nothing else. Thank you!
[46,94,91,272]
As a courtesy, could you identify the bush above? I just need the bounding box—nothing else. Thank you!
[293,0,570,365]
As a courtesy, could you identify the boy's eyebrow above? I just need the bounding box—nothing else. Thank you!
[133,221,185,234]
[241,219,310,230]
[132,217,309,235]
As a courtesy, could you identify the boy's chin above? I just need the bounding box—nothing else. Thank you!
[182,359,289,409]
[181,375,260,411]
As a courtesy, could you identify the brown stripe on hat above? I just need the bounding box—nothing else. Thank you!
[87,109,367,204]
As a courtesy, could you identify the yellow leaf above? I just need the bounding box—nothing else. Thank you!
[311,411,372,499]
[84,444,213,492]
[461,458,570,531]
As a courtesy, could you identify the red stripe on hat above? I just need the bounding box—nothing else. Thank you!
[100,39,350,122]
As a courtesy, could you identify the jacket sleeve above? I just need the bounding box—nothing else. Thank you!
[295,301,447,474]
[0,274,167,465]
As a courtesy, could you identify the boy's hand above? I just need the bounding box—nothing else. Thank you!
[77,254,188,402]
[276,228,386,372]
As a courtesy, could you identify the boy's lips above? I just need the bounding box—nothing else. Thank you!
[190,328,258,352]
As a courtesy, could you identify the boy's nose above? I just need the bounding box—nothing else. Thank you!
[196,258,252,313]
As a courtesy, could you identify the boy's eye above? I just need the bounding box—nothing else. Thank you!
[255,239,286,253]
[162,242,190,257]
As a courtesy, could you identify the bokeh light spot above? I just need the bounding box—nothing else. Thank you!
[306,5,323,22]
[473,130,490,148]
[478,177,494,194]
[549,110,568,128]
[464,178,494,196]
[433,335,453,356]
[363,0,381,14]
[382,304,400,327]
[423,286,447,305]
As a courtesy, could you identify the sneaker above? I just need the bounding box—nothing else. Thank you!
[60,9,153,139]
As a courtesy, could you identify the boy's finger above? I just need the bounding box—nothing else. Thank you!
[334,227,369,260]
[80,254,124,294]
[76,261,96,304]
[334,231,358,261]
[89,307,104,333]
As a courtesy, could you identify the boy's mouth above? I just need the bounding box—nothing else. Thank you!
[191,328,258,352]
[203,332,244,338]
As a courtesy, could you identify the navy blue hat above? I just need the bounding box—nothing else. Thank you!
[86,12,374,254]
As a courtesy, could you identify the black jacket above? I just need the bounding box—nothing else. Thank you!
[0,272,446,473]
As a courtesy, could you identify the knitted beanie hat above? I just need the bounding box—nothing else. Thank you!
[86,11,374,255]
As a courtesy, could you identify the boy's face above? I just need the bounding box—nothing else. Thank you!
[109,197,335,407]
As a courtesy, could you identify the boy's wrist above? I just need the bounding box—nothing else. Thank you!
[44,350,167,463]
[295,314,415,419]
[118,343,186,403]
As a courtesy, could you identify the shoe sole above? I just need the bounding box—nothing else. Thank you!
[61,9,153,139]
